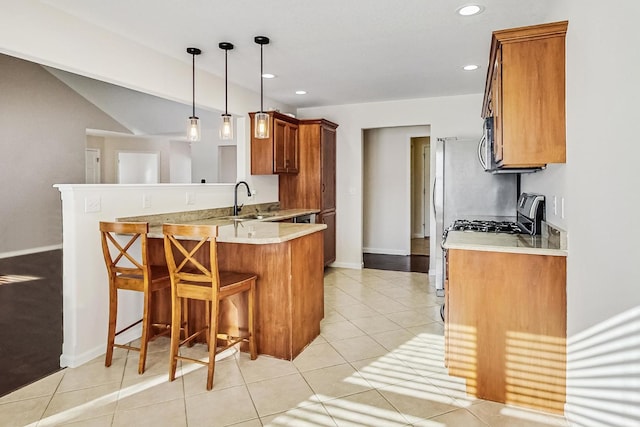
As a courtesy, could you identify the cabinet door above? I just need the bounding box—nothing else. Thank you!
[319,210,336,266]
[285,122,299,173]
[320,125,336,211]
[273,119,288,173]
[273,119,298,174]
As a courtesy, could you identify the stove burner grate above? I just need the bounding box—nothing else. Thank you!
[449,219,523,234]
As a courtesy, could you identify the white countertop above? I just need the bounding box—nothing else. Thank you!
[443,230,567,257]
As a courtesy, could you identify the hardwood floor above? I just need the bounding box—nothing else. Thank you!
[363,253,429,273]
[0,250,63,397]
[363,237,430,273]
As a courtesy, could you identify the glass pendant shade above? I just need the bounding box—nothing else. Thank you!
[187,116,201,142]
[219,42,234,141]
[254,36,270,139]
[220,114,233,140]
[186,47,202,142]
[254,112,270,139]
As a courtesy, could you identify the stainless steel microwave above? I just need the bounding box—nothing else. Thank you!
[478,117,543,174]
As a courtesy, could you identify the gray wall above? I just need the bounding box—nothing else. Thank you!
[0,54,129,254]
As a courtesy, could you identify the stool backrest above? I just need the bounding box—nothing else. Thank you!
[99,221,150,283]
[162,224,220,293]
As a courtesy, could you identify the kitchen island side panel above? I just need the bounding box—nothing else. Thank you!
[447,249,566,414]
[147,229,324,360]
[289,231,324,357]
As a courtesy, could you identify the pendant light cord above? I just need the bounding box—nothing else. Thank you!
[192,52,196,118]
[225,49,228,115]
[260,43,264,113]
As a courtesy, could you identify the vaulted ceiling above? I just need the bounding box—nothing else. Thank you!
[42,0,558,109]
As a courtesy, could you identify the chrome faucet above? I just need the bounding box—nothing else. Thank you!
[233,181,252,216]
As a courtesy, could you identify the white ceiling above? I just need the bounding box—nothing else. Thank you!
[42,0,558,109]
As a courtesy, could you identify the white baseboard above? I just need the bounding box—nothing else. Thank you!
[60,326,142,368]
[363,247,410,256]
[329,261,363,269]
[0,244,63,259]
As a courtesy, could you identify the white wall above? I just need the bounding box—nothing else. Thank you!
[0,2,292,124]
[299,94,483,268]
[0,54,129,255]
[169,140,192,183]
[535,2,640,424]
[363,126,429,255]
[0,2,292,254]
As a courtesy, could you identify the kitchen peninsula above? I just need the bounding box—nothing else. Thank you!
[124,207,327,361]
[54,183,327,368]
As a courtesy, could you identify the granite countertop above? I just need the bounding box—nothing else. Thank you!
[443,222,567,257]
[120,206,325,244]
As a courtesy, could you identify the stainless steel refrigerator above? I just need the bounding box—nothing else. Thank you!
[433,138,517,295]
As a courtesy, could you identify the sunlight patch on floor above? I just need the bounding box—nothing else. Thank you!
[0,274,42,286]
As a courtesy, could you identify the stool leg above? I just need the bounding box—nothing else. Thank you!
[138,289,151,374]
[183,298,192,346]
[206,299,219,390]
[105,281,118,367]
[169,293,182,382]
[204,301,211,350]
[248,281,257,360]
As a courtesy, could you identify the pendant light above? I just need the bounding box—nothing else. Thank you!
[254,36,270,139]
[219,42,234,140]
[186,47,202,142]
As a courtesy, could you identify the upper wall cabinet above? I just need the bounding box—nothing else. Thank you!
[482,21,568,168]
[250,111,299,174]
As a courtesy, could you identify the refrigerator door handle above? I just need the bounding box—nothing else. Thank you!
[478,136,488,170]
[432,177,437,218]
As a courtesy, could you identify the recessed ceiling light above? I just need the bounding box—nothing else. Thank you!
[295,90,307,95]
[463,64,479,71]
[262,73,276,79]
[457,4,484,16]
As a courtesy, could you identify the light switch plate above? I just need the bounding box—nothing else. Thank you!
[85,195,101,213]
[186,191,195,205]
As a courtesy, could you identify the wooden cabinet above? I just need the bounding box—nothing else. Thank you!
[279,119,338,266]
[319,210,336,266]
[482,21,568,168]
[445,249,566,414]
[147,230,325,361]
[250,111,299,174]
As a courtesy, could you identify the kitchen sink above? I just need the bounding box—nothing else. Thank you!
[228,213,276,221]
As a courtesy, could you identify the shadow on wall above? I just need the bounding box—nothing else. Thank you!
[565,305,640,426]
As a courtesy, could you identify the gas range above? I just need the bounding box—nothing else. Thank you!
[444,193,546,239]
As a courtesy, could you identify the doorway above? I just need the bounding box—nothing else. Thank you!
[85,148,101,184]
[362,126,430,273]
[410,137,430,257]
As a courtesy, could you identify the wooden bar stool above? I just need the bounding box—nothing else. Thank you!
[99,221,171,374]
[162,223,257,390]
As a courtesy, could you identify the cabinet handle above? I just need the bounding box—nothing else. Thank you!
[322,183,325,192]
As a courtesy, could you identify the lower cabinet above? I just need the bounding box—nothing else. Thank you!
[318,210,336,266]
[445,249,567,414]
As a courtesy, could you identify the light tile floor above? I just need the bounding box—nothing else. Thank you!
[0,267,569,427]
